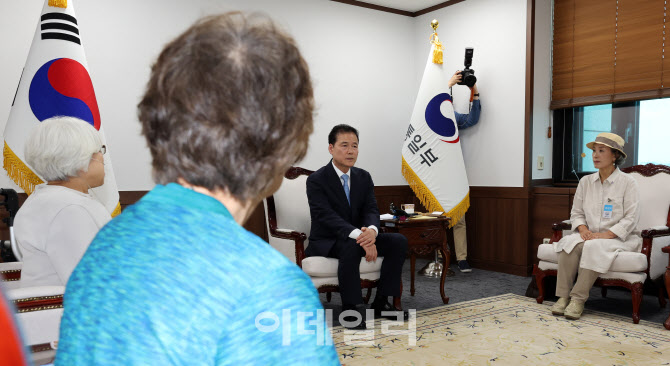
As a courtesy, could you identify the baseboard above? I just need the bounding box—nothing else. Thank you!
[469,259,531,277]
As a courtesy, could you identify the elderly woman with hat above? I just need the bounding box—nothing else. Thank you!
[550,132,641,320]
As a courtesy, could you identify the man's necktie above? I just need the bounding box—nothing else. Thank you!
[341,174,350,204]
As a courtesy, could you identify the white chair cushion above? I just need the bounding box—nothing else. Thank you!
[630,172,670,231]
[302,256,384,277]
[537,244,557,263]
[310,271,381,289]
[0,261,22,272]
[6,285,64,300]
[0,281,21,290]
[6,285,64,346]
[598,271,647,284]
[15,308,63,345]
[608,251,648,273]
[538,260,557,271]
[310,276,339,289]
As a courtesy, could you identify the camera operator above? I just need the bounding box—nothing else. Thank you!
[446,69,481,273]
[448,70,480,130]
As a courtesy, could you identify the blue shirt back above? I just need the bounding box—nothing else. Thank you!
[56,183,338,365]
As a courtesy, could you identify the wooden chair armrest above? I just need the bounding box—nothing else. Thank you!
[13,295,63,312]
[639,226,670,273]
[641,226,670,239]
[269,228,306,241]
[552,220,571,231]
[1,269,21,282]
[550,220,571,243]
[268,228,307,268]
[7,286,65,313]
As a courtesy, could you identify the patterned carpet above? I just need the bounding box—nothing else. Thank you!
[332,293,670,365]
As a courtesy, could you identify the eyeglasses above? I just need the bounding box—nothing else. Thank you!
[99,145,107,155]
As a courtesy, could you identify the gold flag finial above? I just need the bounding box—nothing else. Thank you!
[429,20,444,64]
[48,0,67,8]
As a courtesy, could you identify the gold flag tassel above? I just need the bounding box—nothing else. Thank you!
[111,202,122,217]
[402,156,469,228]
[48,0,67,8]
[3,141,44,195]
[429,19,444,65]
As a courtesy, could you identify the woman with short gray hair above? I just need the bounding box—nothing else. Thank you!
[14,116,111,287]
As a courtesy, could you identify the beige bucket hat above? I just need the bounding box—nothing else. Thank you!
[586,132,626,159]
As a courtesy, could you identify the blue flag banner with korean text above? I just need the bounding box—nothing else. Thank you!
[3,0,121,216]
[401,43,469,228]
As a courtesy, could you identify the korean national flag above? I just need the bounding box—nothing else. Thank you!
[3,0,121,216]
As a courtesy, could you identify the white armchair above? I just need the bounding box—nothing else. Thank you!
[533,164,670,324]
[264,167,391,304]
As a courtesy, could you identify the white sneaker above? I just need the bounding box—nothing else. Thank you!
[564,300,585,320]
[551,297,570,316]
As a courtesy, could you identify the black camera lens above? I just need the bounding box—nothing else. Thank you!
[463,73,477,88]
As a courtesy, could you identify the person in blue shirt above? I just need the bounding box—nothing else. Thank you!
[448,70,481,273]
[56,13,339,365]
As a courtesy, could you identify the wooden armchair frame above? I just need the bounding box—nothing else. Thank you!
[663,245,670,330]
[1,263,21,283]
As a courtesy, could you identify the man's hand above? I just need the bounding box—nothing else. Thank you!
[357,227,377,248]
[577,225,593,241]
[448,70,462,88]
[363,244,378,262]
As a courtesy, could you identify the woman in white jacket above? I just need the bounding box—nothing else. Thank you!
[551,132,641,320]
[14,116,111,287]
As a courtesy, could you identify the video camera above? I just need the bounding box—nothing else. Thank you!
[457,47,477,88]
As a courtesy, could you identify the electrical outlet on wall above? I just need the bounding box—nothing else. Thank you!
[537,155,544,170]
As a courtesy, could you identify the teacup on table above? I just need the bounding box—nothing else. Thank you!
[401,204,414,214]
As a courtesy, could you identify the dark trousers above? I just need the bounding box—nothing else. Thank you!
[327,233,408,306]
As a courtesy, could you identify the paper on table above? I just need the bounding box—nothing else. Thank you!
[411,215,437,220]
[380,214,394,220]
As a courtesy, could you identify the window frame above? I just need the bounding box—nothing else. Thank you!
[552,100,642,184]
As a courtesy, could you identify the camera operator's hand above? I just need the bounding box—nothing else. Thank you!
[470,83,479,100]
[448,70,462,88]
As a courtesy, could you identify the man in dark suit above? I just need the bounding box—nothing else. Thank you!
[306,124,409,329]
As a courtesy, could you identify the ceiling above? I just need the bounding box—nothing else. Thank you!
[355,0,452,13]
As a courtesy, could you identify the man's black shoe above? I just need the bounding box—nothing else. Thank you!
[371,301,410,321]
[340,306,367,330]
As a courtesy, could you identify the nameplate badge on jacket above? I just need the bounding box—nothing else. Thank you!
[603,204,613,219]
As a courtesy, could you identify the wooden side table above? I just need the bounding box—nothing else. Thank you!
[663,245,670,330]
[381,216,451,304]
